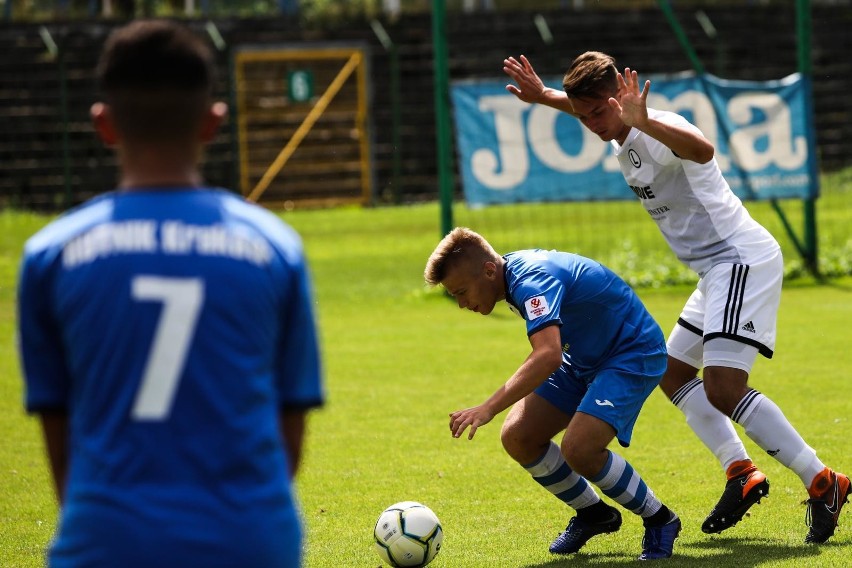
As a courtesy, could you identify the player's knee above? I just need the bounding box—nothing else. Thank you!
[560,443,581,470]
[702,383,731,415]
[560,441,597,476]
[499,419,530,461]
[500,421,551,464]
[659,361,699,399]
[703,366,750,416]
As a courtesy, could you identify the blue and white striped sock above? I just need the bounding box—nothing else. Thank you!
[524,441,600,510]
[590,450,662,519]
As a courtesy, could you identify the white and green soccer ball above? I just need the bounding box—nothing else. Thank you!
[373,501,443,567]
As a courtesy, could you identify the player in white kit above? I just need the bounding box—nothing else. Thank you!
[502,50,848,545]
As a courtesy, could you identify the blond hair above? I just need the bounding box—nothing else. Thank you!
[424,227,499,286]
[562,51,618,100]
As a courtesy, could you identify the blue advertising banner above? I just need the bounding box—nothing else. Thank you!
[451,73,819,207]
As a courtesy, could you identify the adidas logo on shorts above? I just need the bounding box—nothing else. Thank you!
[741,321,756,333]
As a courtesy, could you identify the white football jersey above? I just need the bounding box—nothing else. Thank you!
[612,108,780,277]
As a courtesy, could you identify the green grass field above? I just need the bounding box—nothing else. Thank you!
[1,196,850,567]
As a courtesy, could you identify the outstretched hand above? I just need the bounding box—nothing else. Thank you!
[609,67,650,129]
[503,55,547,104]
[449,404,495,440]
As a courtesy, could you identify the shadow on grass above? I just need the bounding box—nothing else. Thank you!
[519,536,825,567]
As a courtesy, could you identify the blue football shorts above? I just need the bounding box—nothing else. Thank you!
[534,348,666,447]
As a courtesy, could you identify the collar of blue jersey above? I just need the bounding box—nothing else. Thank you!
[501,254,522,314]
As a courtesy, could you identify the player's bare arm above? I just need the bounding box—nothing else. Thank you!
[39,411,69,505]
[503,55,576,115]
[610,67,714,163]
[449,325,563,440]
[279,411,306,478]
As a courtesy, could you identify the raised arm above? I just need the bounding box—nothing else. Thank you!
[503,55,576,115]
[610,68,714,164]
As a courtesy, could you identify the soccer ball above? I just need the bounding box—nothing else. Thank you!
[373,501,443,567]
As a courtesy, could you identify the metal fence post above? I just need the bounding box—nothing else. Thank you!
[432,0,453,236]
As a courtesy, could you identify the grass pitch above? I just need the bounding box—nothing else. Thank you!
[0,200,850,567]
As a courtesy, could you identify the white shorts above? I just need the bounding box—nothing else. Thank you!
[666,251,783,370]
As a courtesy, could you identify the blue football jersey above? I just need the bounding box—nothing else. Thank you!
[17,188,323,568]
[503,250,664,379]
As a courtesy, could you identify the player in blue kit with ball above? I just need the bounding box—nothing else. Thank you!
[17,20,323,568]
[425,227,680,560]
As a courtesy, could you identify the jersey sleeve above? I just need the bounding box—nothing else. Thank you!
[275,255,324,411]
[510,271,565,337]
[17,250,71,413]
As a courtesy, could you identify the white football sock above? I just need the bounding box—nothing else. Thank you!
[671,377,750,471]
[733,390,825,487]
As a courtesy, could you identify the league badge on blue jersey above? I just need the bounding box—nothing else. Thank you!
[524,295,550,319]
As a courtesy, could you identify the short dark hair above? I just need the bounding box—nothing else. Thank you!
[562,51,618,101]
[97,20,216,142]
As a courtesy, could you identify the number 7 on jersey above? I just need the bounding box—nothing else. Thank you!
[130,276,204,421]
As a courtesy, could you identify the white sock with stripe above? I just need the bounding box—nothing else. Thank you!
[671,377,750,470]
[733,389,825,486]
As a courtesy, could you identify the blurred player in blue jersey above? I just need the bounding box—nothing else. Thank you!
[424,227,680,560]
[503,51,849,544]
[17,20,323,568]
